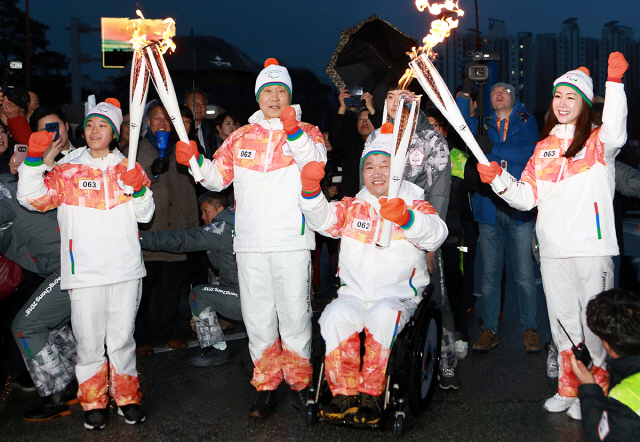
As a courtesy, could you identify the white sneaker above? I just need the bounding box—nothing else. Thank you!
[566,400,582,420]
[544,393,577,412]
[455,340,468,359]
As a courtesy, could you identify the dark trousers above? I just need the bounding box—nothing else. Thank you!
[136,260,189,346]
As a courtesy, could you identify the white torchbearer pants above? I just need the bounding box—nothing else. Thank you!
[70,279,142,409]
[236,250,313,391]
[540,256,612,397]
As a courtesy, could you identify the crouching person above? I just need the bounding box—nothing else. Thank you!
[140,191,241,367]
[571,288,640,441]
[299,123,448,425]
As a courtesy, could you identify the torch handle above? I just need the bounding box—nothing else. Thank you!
[143,45,205,183]
[125,53,151,195]
[377,99,417,248]
[409,55,490,166]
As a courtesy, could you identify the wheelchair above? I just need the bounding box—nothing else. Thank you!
[305,284,442,437]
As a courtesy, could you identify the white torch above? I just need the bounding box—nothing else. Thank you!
[143,43,204,182]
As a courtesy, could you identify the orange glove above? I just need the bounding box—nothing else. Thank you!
[301,161,325,198]
[28,130,53,157]
[280,106,300,135]
[477,161,503,183]
[608,52,628,80]
[379,197,412,228]
[176,140,199,166]
[122,168,144,193]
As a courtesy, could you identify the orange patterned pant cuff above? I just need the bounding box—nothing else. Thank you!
[281,342,312,391]
[78,363,109,411]
[251,339,284,391]
[325,332,361,396]
[558,349,610,397]
[359,328,391,396]
[110,364,143,406]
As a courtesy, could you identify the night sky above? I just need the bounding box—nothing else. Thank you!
[18,0,640,83]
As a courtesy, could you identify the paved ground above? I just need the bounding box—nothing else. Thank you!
[5,218,640,441]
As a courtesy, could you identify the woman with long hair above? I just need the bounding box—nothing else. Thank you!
[476,52,628,420]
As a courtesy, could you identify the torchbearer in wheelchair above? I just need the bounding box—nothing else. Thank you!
[298,122,448,425]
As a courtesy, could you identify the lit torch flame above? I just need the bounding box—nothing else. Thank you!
[399,1,464,89]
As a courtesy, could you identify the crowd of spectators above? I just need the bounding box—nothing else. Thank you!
[1,49,639,439]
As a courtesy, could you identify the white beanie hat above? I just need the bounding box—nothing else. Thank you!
[361,123,395,164]
[84,98,124,140]
[553,67,594,107]
[255,58,292,104]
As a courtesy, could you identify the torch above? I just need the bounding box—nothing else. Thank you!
[377,95,420,248]
[143,43,204,182]
[403,1,507,193]
[124,49,150,195]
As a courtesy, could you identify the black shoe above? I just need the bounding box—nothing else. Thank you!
[84,409,107,430]
[291,387,308,413]
[319,394,358,420]
[189,347,232,367]
[354,393,382,425]
[24,395,71,421]
[118,404,146,425]
[249,390,277,419]
[438,367,461,390]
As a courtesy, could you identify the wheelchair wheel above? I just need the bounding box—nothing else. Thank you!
[306,402,316,426]
[408,301,442,416]
[393,412,404,437]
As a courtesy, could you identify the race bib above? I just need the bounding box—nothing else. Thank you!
[598,411,609,440]
[78,180,101,190]
[539,148,560,159]
[409,149,425,166]
[352,219,372,231]
[237,149,256,160]
[282,145,293,156]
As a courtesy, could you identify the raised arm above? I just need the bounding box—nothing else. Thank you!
[280,106,327,169]
[600,52,629,162]
[176,137,235,191]
[17,131,62,212]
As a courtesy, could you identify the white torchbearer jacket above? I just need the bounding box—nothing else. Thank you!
[489,81,627,258]
[196,106,327,253]
[17,148,154,290]
[299,180,448,303]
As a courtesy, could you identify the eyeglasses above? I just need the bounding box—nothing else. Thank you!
[491,90,510,96]
[431,123,445,129]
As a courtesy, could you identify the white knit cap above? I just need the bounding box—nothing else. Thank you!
[553,67,594,107]
[361,123,395,164]
[84,98,123,140]
[255,58,292,104]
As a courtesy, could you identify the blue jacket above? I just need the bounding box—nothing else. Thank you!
[469,101,538,225]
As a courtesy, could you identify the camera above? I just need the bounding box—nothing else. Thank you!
[1,60,29,110]
[466,51,499,83]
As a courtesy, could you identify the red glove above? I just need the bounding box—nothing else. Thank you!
[280,106,300,135]
[608,52,628,81]
[176,140,199,166]
[122,168,144,192]
[379,198,411,227]
[28,130,53,157]
[477,161,503,183]
[301,161,325,197]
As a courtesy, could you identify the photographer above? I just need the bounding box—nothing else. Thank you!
[329,87,382,197]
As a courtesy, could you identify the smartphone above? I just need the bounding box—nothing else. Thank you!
[344,86,363,106]
[14,144,28,164]
[45,122,60,142]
